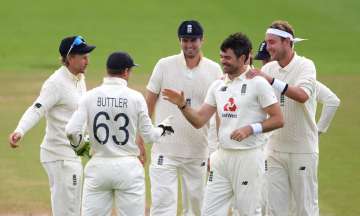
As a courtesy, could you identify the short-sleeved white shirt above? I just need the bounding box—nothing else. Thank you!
[205,68,278,150]
[262,53,318,153]
[147,52,223,159]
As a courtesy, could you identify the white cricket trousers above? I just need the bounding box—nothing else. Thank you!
[42,160,83,216]
[202,147,264,216]
[150,153,207,216]
[266,150,319,216]
[82,156,145,216]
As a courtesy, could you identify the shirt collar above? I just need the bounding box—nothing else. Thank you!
[178,51,203,69]
[278,52,299,73]
[103,77,128,86]
[223,65,251,84]
[62,66,84,82]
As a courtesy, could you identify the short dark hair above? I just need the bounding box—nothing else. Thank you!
[106,68,127,75]
[220,33,252,61]
[270,20,295,46]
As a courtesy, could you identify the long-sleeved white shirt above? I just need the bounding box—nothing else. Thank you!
[66,77,164,158]
[14,66,86,162]
[316,81,340,133]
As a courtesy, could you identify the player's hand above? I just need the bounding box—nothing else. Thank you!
[158,115,174,136]
[9,132,22,148]
[230,126,252,142]
[162,89,186,108]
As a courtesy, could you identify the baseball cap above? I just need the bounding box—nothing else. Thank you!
[178,20,203,38]
[59,36,96,57]
[254,41,270,60]
[106,51,139,71]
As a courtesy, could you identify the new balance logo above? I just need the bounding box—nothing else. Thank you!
[200,161,206,167]
[299,166,306,170]
[157,155,164,165]
[242,181,248,185]
[208,171,214,182]
[220,86,227,92]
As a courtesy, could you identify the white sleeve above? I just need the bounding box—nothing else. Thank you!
[256,77,278,108]
[14,80,60,136]
[146,60,163,94]
[137,95,163,143]
[204,81,218,107]
[316,81,340,133]
[65,96,88,146]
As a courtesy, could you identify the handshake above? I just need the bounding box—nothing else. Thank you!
[158,115,175,136]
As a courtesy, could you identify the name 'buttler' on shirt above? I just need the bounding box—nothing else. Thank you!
[97,97,128,108]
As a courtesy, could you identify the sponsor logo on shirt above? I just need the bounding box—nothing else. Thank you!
[224,98,237,112]
[222,97,238,118]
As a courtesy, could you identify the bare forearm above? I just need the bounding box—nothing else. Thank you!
[284,85,309,103]
[261,115,284,133]
[181,106,207,129]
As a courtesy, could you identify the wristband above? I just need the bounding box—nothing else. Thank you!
[272,78,288,94]
[250,123,263,135]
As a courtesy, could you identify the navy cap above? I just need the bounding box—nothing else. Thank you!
[178,20,203,38]
[254,41,270,61]
[106,51,138,71]
[59,36,96,57]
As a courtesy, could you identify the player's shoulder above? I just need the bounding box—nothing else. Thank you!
[201,57,221,68]
[295,54,315,67]
[261,61,278,72]
[157,54,181,65]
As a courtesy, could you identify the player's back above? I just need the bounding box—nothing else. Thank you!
[84,78,146,157]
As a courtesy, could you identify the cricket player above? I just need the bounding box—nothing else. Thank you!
[247,20,320,216]
[163,32,284,215]
[142,20,223,215]
[254,40,341,135]
[8,35,95,216]
[253,39,341,216]
[65,51,175,216]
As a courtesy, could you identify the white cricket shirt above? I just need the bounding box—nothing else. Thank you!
[205,67,278,150]
[14,66,86,162]
[262,53,318,153]
[147,52,223,159]
[66,77,163,158]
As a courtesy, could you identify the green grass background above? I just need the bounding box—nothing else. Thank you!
[0,0,359,215]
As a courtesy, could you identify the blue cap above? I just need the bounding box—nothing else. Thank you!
[254,41,270,61]
[178,20,203,38]
[106,51,138,71]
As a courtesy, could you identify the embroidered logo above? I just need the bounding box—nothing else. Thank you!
[187,24,192,33]
[241,181,248,185]
[280,94,285,106]
[299,166,306,171]
[72,174,77,186]
[223,98,237,112]
[157,155,164,165]
[208,171,214,182]
[34,103,42,108]
[241,84,247,95]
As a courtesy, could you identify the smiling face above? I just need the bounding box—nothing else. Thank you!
[180,37,203,59]
[220,48,245,75]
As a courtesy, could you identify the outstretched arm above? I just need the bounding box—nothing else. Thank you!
[162,88,216,129]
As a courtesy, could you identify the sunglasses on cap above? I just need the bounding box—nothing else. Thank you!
[66,36,85,57]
